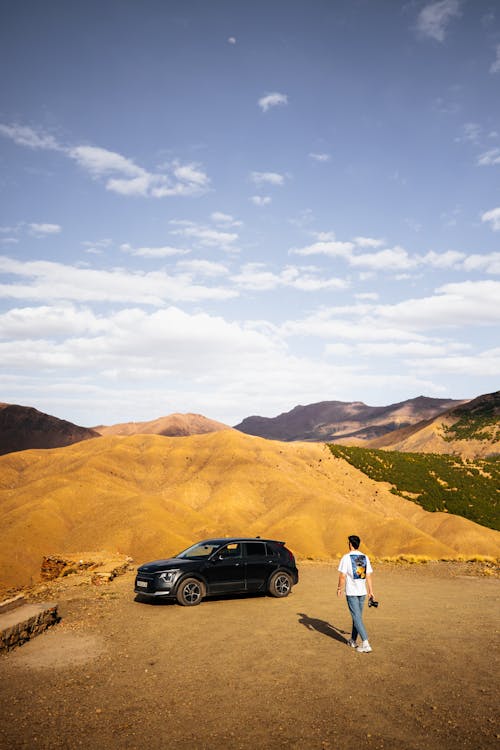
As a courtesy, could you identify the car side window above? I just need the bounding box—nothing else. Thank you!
[245,542,267,557]
[219,542,241,559]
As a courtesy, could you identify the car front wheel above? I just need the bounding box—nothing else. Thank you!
[176,577,205,606]
[268,571,292,598]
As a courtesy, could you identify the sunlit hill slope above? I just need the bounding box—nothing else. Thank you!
[367,391,500,458]
[94,412,231,437]
[1,430,499,592]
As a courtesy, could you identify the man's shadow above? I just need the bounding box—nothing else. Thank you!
[297,612,349,644]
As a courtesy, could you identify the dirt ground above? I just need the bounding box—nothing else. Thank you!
[0,562,498,750]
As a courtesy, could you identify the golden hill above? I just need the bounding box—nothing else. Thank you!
[94,412,231,437]
[0,430,499,592]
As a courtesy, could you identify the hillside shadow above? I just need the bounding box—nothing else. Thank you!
[297,612,349,644]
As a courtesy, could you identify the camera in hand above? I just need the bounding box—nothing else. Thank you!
[368,596,379,608]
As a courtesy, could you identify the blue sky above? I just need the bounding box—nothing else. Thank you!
[1,0,499,427]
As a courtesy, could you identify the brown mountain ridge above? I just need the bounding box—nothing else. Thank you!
[234,396,467,442]
[0,403,99,456]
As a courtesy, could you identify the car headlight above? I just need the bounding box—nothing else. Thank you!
[158,570,179,584]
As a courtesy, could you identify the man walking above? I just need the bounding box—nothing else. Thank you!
[337,534,374,653]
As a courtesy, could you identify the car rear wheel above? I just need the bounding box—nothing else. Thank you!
[268,571,292,598]
[176,577,205,606]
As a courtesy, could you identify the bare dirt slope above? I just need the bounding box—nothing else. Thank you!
[2,431,500,593]
[0,563,498,750]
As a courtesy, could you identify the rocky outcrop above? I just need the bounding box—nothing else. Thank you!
[40,553,133,585]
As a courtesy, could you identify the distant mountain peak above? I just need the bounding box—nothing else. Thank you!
[0,403,99,456]
[234,396,468,443]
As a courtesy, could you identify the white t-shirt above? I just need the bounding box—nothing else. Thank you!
[338,551,373,596]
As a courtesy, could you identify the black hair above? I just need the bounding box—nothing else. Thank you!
[348,535,361,549]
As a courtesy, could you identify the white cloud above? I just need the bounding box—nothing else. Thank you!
[176,259,229,277]
[281,306,425,343]
[0,305,286,384]
[283,280,500,342]
[376,280,500,329]
[227,37,236,45]
[291,229,499,276]
[210,212,242,227]
[120,243,190,259]
[290,239,356,258]
[407,348,500,376]
[0,123,211,199]
[353,236,385,249]
[250,195,272,206]
[172,161,210,188]
[477,148,500,166]
[419,250,465,268]
[0,123,62,151]
[82,239,112,255]
[0,304,107,339]
[490,45,500,74]
[29,223,62,237]
[325,339,468,359]
[250,171,285,186]
[231,263,348,292]
[309,152,331,162]
[462,252,500,274]
[481,206,500,231]
[170,221,239,251]
[258,92,288,112]
[69,145,143,179]
[454,122,481,144]
[416,0,462,42]
[0,255,236,305]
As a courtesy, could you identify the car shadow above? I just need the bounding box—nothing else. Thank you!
[134,592,267,606]
[297,612,349,644]
[134,595,177,606]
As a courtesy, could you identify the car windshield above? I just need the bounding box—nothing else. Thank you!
[177,542,222,559]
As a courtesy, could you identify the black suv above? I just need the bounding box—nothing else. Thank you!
[134,537,299,606]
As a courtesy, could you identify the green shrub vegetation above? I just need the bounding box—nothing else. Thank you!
[442,393,499,442]
[442,414,499,442]
[327,445,499,531]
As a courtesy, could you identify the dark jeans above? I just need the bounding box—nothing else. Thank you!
[346,594,368,642]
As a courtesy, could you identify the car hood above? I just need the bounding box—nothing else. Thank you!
[137,558,197,574]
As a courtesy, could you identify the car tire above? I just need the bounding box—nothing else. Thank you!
[176,577,205,606]
[268,570,293,598]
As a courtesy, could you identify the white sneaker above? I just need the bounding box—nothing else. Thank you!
[356,641,372,653]
[347,639,357,648]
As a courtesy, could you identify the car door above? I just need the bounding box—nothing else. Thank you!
[244,541,275,592]
[204,542,245,594]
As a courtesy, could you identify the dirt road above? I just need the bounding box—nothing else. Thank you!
[0,562,498,749]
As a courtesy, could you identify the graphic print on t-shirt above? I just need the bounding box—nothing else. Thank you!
[350,554,367,580]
